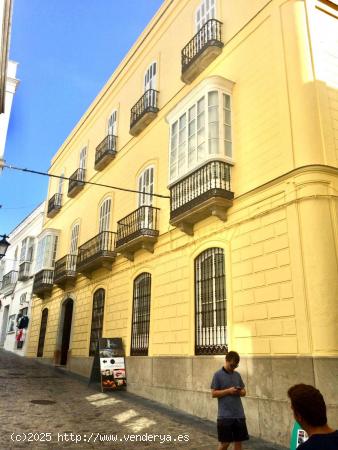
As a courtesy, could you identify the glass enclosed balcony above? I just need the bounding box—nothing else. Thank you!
[0,270,18,296]
[169,160,233,235]
[77,231,116,276]
[95,134,117,171]
[67,168,85,198]
[181,19,224,84]
[129,89,159,136]
[47,193,62,218]
[32,269,54,299]
[18,262,32,281]
[115,206,159,261]
[54,254,77,288]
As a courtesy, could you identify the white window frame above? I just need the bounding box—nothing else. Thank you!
[35,231,59,273]
[138,166,154,207]
[195,0,216,31]
[107,110,117,136]
[20,237,35,263]
[99,198,112,233]
[144,62,157,92]
[167,77,234,186]
[70,223,80,255]
[58,170,64,195]
[79,147,87,170]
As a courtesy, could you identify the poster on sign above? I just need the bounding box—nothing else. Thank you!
[99,338,127,391]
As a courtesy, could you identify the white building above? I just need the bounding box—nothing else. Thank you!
[0,60,19,165]
[0,202,44,355]
[0,0,19,169]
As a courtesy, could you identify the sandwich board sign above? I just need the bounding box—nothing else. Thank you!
[98,338,127,391]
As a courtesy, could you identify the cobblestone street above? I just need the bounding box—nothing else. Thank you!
[0,349,288,450]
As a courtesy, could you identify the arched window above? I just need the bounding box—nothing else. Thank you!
[131,273,151,356]
[195,248,227,355]
[89,289,105,356]
[70,223,80,255]
[37,308,48,357]
[99,198,111,233]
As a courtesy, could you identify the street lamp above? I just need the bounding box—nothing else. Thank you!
[0,235,10,260]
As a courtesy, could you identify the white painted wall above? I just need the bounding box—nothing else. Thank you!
[0,60,19,164]
[0,202,45,355]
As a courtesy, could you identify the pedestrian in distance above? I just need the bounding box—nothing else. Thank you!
[287,383,338,449]
[211,351,249,450]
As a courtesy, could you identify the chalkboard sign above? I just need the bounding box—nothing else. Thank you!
[99,338,127,391]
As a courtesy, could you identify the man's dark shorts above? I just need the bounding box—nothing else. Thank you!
[217,418,249,443]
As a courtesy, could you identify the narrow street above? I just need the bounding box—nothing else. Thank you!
[0,349,288,450]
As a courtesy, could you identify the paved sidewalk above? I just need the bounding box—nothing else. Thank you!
[0,349,288,449]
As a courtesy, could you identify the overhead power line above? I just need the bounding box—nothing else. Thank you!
[3,163,170,199]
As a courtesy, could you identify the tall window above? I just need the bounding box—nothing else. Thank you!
[138,167,154,207]
[195,248,227,355]
[144,62,157,91]
[35,234,58,272]
[89,289,105,356]
[79,147,87,170]
[196,0,216,31]
[131,273,151,356]
[144,62,157,109]
[58,171,64,195]
[108,110,117,136]
[99,198,111,232]
[70,223,80,255]
[223,94,232,158]
[169,90,232,183]
[20,237,34,263]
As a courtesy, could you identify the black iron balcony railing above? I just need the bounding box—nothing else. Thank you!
[77,231,116,273]
[116,206,159,248]
[181,19,224,83]
[68,168,85,197]
[18,261,32,281]
[32,269,54,298]
[130,89,159,135]
[95,134,117,170]
[1,270,18,293]
[47,193,62,218]
[170,160,233,219]
[54,254,77,286]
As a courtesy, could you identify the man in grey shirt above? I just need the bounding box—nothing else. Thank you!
[211,351,249,450]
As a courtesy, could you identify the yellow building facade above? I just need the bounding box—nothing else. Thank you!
[27,0,337,445]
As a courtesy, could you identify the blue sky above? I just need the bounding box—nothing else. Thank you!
[0,0,163,233]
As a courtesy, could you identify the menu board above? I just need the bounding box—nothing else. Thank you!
[99,338,127,390]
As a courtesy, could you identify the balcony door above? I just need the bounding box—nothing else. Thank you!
[195,0,216,53]
[99,198,111,250]
[138,167,154,229]
[70,223,79,255]
[108,110,117,136]
[196,0,216,30]
[144,62,157,108]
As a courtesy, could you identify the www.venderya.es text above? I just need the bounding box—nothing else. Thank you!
[11,432,190,444]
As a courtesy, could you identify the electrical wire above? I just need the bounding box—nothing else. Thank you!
[2,163,170,199]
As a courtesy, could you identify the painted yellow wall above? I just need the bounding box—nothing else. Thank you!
[28,0,338,360]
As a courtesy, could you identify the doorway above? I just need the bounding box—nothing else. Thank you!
[37,308,48,357]
[60,299,73,365]
[0,305,9,347]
